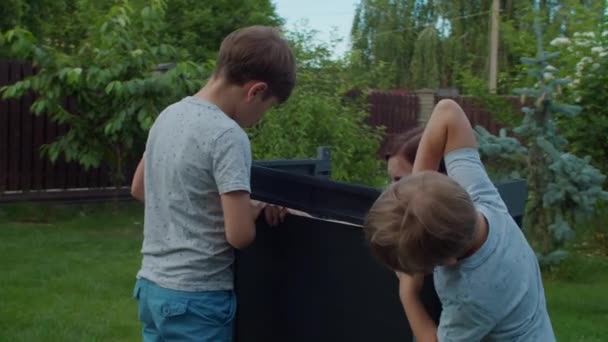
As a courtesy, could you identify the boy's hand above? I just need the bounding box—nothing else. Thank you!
[250,200,267,221]
[396,272,425,299]
[396,271,438,342]
[264,204,288,227]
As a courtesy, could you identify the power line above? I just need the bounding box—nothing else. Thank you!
[362,9,500,38]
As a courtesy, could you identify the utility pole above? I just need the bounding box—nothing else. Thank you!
[489,0,499,94]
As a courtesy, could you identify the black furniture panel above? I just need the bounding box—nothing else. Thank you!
[251,165,527,228]
[235,215,442,342]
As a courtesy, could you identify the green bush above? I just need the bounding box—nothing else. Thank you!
[1,1,205,187]
[563,57,608,174]
[249,29,385,187]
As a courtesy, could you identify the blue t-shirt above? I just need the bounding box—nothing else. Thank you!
[137,96,252,292]
[434,148,555,342]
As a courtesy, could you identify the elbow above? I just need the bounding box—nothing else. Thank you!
[435,98,459,109]
[131,183,144,202]
[226,225,256,250]
[434,99,466,121]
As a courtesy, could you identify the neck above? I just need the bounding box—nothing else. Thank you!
[459,213,488,260]
[193,76,238,119]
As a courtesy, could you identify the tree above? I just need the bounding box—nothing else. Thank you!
[477,19,608,266]
[410,27,440,89]
[1,0,281,61]
[161,0,282,62]
[349,0,605,92]
[351,0,419,88]
[1,0,205,189]
[0,0,25,32]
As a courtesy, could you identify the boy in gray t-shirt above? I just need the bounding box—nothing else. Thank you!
[365,100,555,341]
[129,26,295,342]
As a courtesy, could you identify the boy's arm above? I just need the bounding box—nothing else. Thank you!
[131,156,145,202]
[413,99,477,173]
[214,127,265,249]
[413,99,505,210]
[398,273,438,342]
[221,193,266,249]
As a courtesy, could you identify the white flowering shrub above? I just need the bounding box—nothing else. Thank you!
[549,29,608,174]
[549,30,608,98]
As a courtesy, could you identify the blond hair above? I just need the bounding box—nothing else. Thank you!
[364,171,478,274]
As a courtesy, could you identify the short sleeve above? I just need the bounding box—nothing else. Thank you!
[438,301,496,342]
[212,127,252,194]
[444,148,507,212]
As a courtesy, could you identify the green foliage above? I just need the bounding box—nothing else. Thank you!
[349,0,605,91]
[459,68,522,127]
[249,28,385,187]
[482,21,608,266]
[474,126,527,182]
[161,0,281,62]
[350,0,420,88]
[566,57,608,173]
[547,28,608,174]
[0,0,113,56]
[0,0,280,61]
[0,1,206,187]
[0,0,24,32]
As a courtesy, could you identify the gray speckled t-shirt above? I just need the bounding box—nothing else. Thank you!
[435,148,555,342]
[136,96,251,292]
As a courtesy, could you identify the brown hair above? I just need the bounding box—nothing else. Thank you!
[215,26,296,103]
[364,171,478,274]
[385,127,446,174]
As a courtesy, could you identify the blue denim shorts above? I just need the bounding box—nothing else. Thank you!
[133,278,237,342]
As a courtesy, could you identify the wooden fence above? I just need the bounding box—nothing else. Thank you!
[0,60,522,202]
[0,60,128,202]
[367,90,419,157]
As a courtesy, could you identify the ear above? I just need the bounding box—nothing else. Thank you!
[246,82,268,103]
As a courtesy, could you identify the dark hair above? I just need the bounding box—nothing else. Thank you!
[385,126,447,174]
[215,26,296,103]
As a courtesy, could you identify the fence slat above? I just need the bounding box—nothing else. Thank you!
[55,123,68,189]
[0,60,9,192]
[32,113,45,190]
[20,62,33,191]
[8,61,21,191]
[44,115,57,189]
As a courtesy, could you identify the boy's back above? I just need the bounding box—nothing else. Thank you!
[129,26,296,341]
[436,148,555,341]
[138,96,251,292]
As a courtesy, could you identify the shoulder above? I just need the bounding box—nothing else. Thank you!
[214,125,250,147]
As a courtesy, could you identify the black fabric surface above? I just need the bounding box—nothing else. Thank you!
[234,215,442,342]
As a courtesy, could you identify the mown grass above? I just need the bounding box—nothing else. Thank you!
[0,202,143,342]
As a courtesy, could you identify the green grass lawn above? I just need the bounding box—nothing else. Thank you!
[0,203,143,342]
[1,202,607,341]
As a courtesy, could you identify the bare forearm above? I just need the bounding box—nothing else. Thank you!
[413,112,448,173]
[401,293,438,342]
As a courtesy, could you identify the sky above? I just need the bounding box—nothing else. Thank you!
[272,0,359,57]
